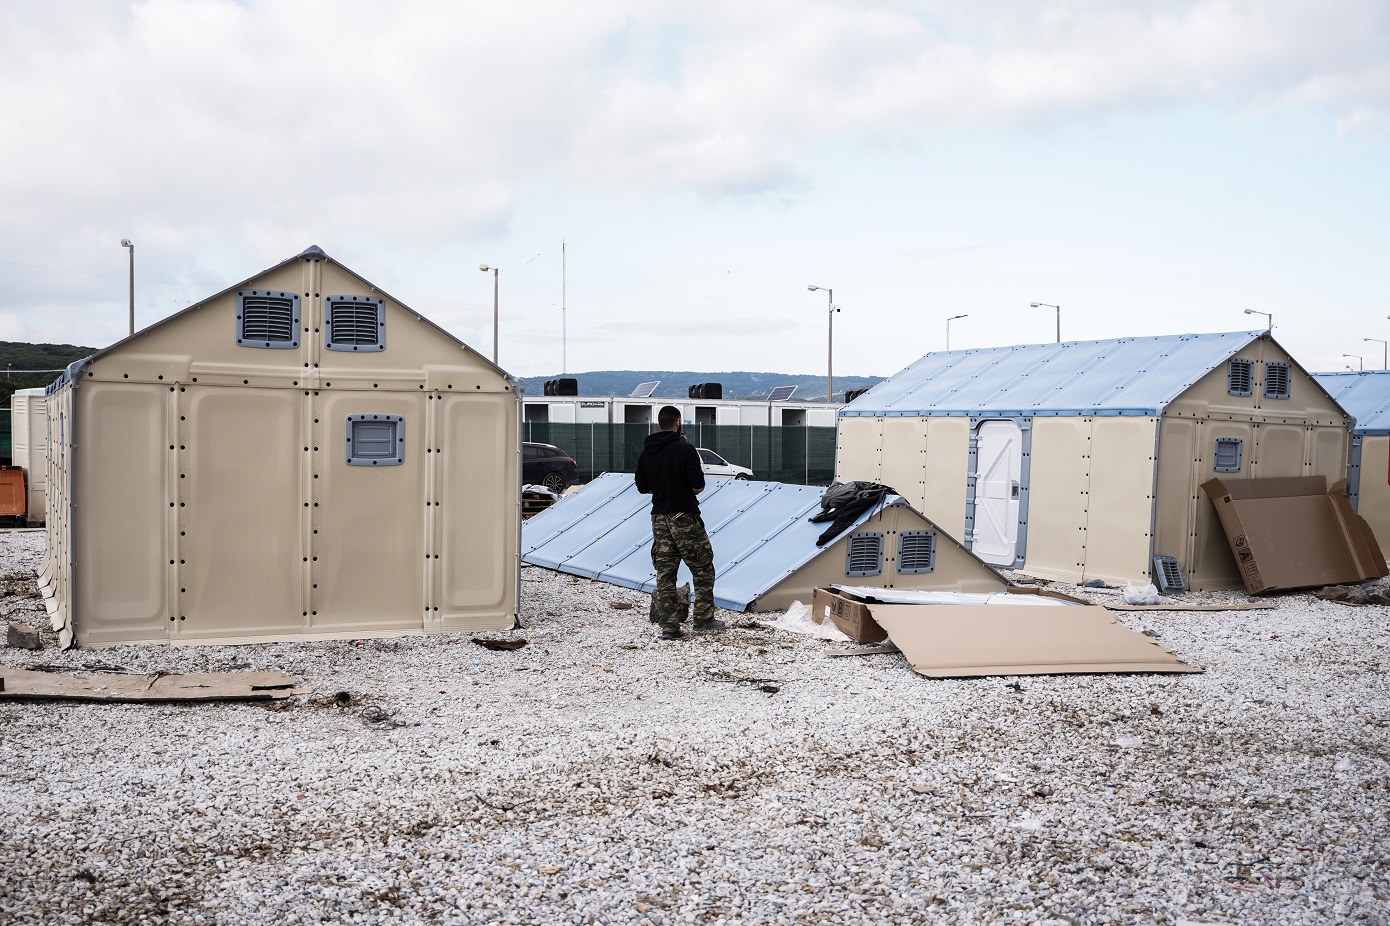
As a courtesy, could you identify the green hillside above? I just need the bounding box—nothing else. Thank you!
[0,341,97,405]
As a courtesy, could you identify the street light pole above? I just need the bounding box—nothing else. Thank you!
[1364,337,1387,370]
[479,264,499,364]
[946,314,967,351]
[807,285,838,402]
[1030,302,1060,343]
[1243,307,1272,330]
[1343,354,1364,371]
[120,239,134,336]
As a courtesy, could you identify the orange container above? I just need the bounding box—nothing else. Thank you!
[0,467,26,517]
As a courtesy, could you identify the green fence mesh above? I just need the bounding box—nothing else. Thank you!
[522,423,837,486]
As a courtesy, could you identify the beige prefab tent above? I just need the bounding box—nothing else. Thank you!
[1311,370,1390,565]
[11,387,48,525]
[40,246,520,648]
[837,331,1351,591]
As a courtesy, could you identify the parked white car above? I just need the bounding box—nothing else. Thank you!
[697,448,753,479]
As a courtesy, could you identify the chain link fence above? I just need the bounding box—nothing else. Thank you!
[522,423,837,486]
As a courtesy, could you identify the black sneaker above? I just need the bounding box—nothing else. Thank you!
[691,618,727,633]
[659,627,683,640]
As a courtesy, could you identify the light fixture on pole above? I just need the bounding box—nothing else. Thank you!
[1364,337,1387,370]
[946,314,967,351]
[1030,302,1060,343]
[807,284,839,402]
[1343,354,1364,371]
[1243,307,1272,330]
[479,264,499,364]
[120,239,134,336]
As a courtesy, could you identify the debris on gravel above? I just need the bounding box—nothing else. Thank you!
[1,530,1387,925]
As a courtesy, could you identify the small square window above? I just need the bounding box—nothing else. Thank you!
[346,415,405,466]
[1213,437,1243,473]
[845,532,883,577]
[236,290,300,349]
[897,530,936,574]
[1264,362,1291,399]
[325,295,385,351]
[1227,358,1253,396]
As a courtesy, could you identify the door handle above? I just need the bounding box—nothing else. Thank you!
[1011,481,1020,499]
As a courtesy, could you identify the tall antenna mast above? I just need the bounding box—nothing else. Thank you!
[561,239,567,374]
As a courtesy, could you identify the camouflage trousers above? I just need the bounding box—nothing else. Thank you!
[650,512,715,630]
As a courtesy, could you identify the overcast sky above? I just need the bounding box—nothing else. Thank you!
[1,1,1387,383]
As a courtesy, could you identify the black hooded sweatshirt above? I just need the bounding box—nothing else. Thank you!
[634,429,705,514]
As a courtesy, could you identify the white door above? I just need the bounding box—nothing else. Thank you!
[973,420,1022,566]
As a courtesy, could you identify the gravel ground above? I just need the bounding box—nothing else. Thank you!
[1,528,1387,926]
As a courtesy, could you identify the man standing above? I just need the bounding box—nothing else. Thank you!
[635,406,722,640]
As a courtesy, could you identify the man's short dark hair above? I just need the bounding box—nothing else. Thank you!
[658,406,682,430]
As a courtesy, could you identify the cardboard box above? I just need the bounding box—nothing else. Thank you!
[810,585,1090,644]
[812,587,886,643]
[1202,476,1388,595]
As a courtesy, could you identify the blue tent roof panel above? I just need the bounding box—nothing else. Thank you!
[523,473,897,611]
[843,331,1264,418]
[1311,371,1390,435]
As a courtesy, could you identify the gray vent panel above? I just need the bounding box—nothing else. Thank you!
[346,414,405,466]
[325,295,385,351]
[1227,358,1253,397]
[897,530,937,574]
[845,532,883,577]
[1152,555,1186,594]
[1213,436,1243,473]
[1264,361,1291,399]
[236,291,301,349]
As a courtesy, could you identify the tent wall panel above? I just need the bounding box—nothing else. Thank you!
[1356,436,1390,564]
[835,416,971,539]
[71,384,170,644]
[1309,426,1350,480]
[922,417,970,537]
[1253,424,1310,477]
[177,386,305,641]
[836,417,884,487]
[1019,417,1091,582]
[41,386,74,639]
[878,417,929,510]
[310,391,427,635]
[1189,421,1247,590]
[434,393,518,627]
[1153,416,1201,580]
[1077,417,1160,585]
[1196,420,1256,478]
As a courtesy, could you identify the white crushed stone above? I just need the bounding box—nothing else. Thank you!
[1,528,1387,925]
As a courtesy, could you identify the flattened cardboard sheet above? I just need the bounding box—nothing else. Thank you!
[813,586,1088,644]
[1202,476,1388,594]
[0,669,305,702]
[866,604,1200,678]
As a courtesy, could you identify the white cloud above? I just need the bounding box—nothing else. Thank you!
[0,0,1386,361]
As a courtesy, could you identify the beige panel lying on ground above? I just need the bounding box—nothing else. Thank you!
[867,604,1200,678]
[0,669,305,701]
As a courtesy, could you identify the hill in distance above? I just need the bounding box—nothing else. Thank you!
[521,370,885,401]
[0,341,98,406]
